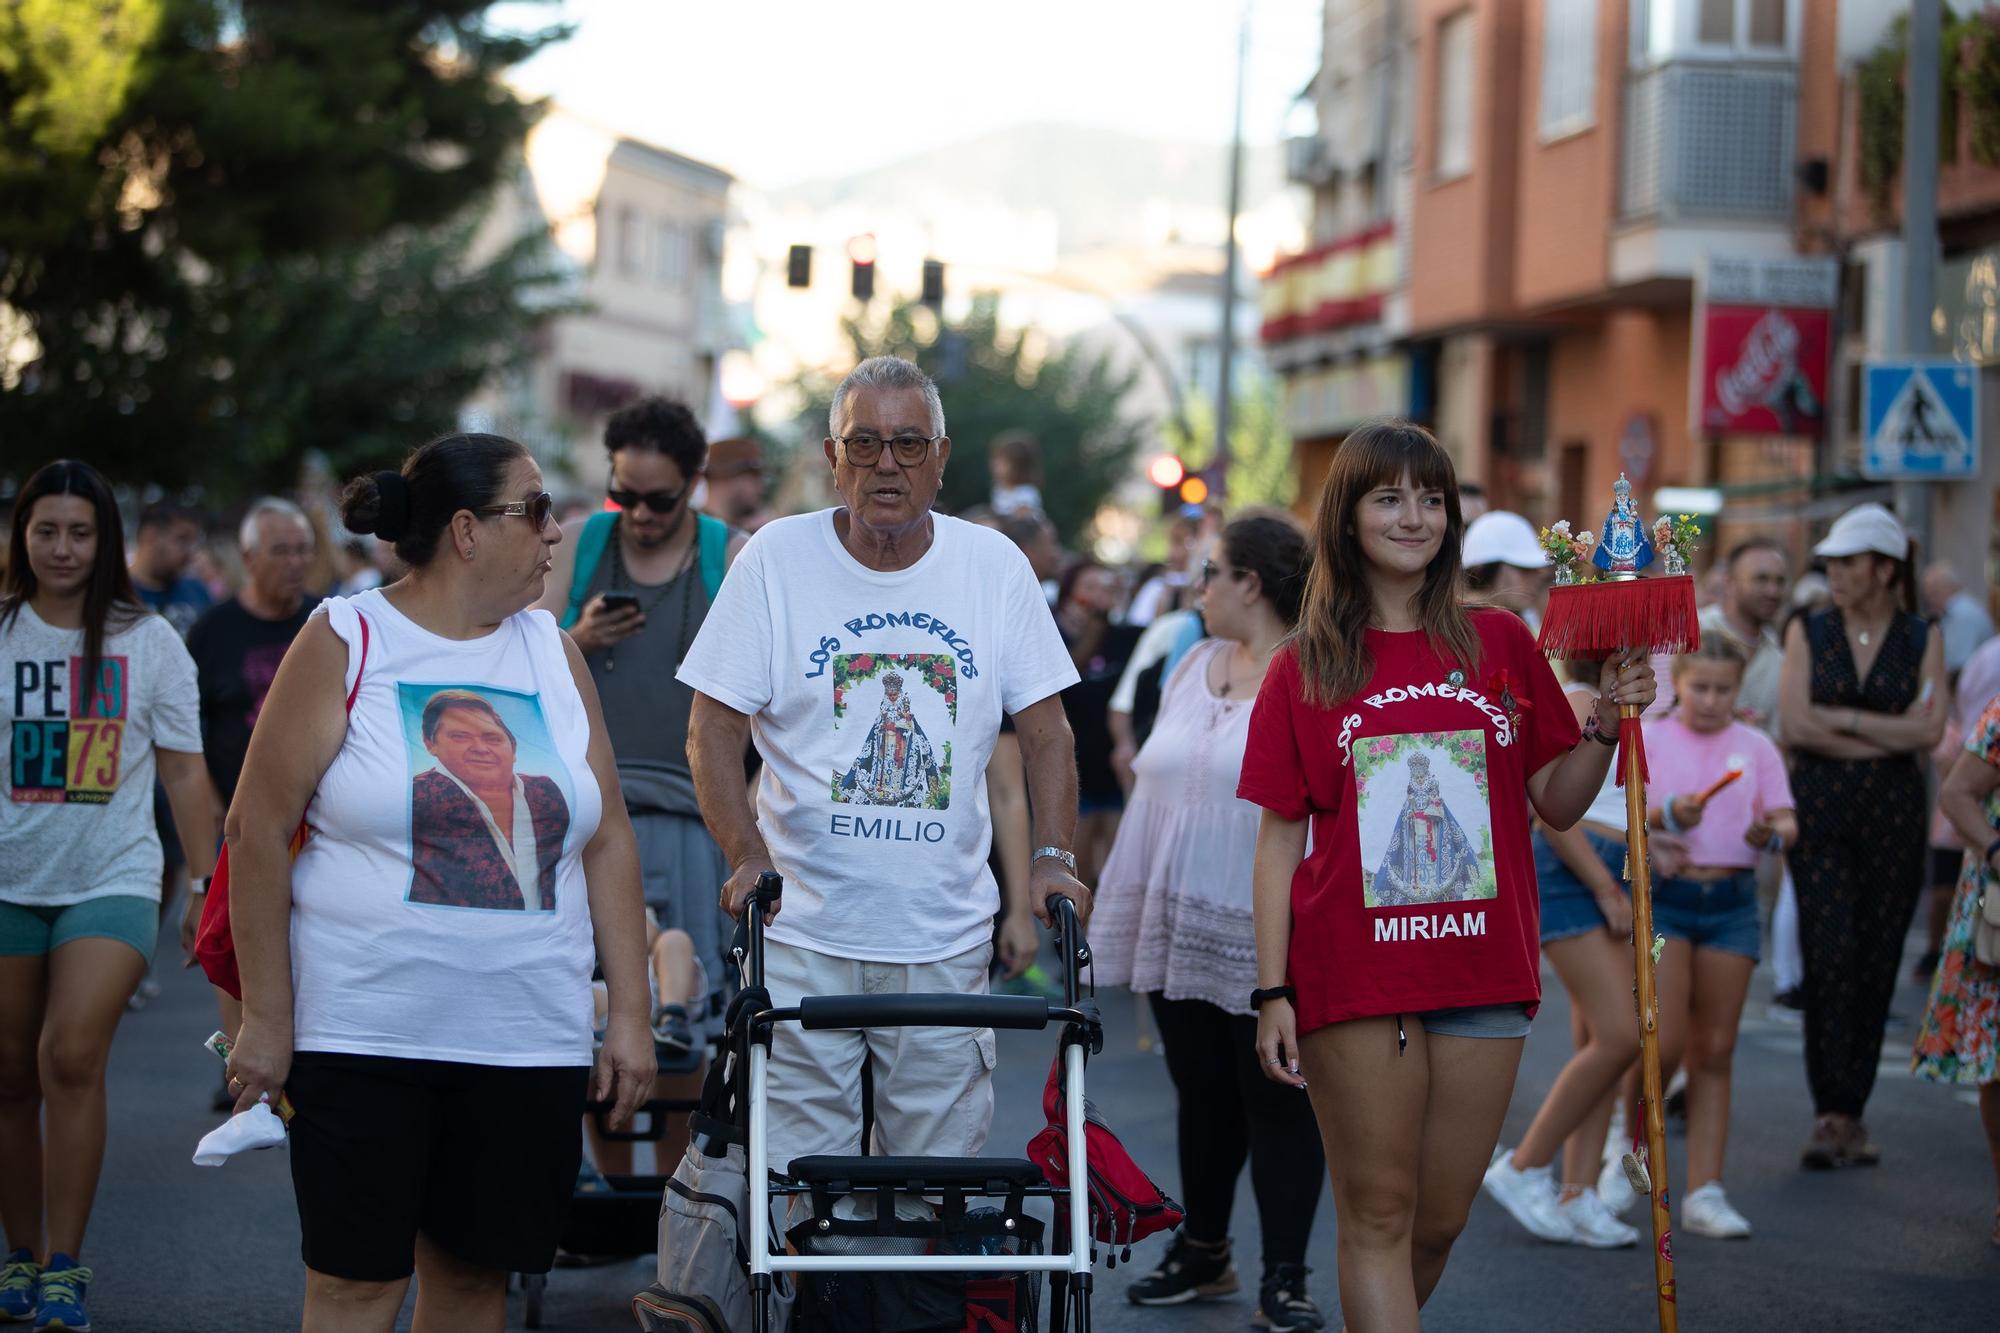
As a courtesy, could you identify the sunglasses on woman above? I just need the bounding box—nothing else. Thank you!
[607,485,688,514]
[473,491,555,532]
[1199,559,1244,586]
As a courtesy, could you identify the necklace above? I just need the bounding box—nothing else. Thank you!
[1215,641,1277,697]
[603,523,697,674]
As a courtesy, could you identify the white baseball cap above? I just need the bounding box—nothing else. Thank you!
[1463,511,1549,569]
[1813,503,1908,560]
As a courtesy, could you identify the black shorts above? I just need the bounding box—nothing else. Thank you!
[287,1052,589,1281]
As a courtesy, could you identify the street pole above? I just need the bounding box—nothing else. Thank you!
[1899,0,1941,554]
[1213,0,1251,499]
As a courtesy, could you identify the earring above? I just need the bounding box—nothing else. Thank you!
[462,544,475,561]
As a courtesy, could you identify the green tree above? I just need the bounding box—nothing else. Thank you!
[1164,376,1298,512]
[0,0,567,493]
[789,295,1148,543]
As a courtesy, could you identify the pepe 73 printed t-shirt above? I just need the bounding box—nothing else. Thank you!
[678,509,1079,964]
[1237,610,1579,1032]
[3,604,201,906]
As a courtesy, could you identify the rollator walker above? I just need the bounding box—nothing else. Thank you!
[737,873,1106,1332]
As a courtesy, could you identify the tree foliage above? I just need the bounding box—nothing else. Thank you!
[788,295,1149,543]
[1164,377,1298,513]
[0,0,568,495]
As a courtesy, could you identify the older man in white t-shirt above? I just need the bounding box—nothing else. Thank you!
[680,355,1085,1171]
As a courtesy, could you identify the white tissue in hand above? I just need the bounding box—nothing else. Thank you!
[192,1101,287,1166]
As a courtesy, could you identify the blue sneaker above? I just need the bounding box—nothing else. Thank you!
[0,1249,37,1323]
[31,1256,88,1332]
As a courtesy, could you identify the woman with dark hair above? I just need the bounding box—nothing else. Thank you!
[0,460,218,1329]
[1094,511,1329,1330]
[1056,557,1141,884]
[1779,502,1945,1169]
[1239,421,1654,1327]
[223,433,654,1331]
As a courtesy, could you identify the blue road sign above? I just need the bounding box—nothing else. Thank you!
[1862,359,1980,480]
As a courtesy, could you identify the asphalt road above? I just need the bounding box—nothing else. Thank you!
[59,918,2000,1330]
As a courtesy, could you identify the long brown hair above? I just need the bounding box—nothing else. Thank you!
[1,459,144,716]
[1293,420,1481,707]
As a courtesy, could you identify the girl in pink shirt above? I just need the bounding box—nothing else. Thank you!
[1641,634,1797,1240]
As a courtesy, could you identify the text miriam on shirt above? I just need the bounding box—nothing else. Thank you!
[1237,610,1579,1033]
[677,510,1079,965]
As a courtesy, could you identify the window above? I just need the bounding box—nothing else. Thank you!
[1631,0,1790,63]
[1434,10,1474,179]
[655,220,690,288]
[1539,0,1598,138]
[616,206,641,276]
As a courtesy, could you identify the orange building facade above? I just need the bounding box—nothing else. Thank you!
[1265,1,2000,581]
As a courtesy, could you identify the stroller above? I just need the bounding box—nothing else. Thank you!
[736,873,1108,1332]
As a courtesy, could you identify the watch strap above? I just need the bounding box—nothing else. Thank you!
[1250,984,1296,1010]
[1032,846,1077,873]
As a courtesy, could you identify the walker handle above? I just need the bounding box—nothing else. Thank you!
[745,871,783,988]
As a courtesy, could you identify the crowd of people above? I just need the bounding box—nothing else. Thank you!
[1,353,1997,1331]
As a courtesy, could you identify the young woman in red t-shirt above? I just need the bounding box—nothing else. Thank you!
[1240,422,1655,1330]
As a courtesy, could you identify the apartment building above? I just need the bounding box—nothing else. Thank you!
[467,105,733,490]
[1269,0,2000,573]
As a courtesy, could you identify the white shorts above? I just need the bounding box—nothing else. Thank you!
[759,938,998,1176]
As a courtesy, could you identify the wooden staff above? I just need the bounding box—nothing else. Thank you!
[1620,702,1678,1330]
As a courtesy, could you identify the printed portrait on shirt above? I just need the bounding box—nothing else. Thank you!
[397,683,572,911]
[1354,730,1495,908]
[829,653,956,810]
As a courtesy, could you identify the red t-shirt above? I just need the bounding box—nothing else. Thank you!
[1237,610,1580,1033]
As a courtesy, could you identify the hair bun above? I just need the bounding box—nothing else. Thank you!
[371,471,409,541]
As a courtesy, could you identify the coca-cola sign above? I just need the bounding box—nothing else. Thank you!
[1697,256,1836,438]
[1699,304,1832,437]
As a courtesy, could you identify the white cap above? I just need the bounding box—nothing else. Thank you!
[1813,503,1908,560]
[1463,511,1549,569]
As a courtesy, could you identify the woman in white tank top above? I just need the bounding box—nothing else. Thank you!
[222,434,653,1327]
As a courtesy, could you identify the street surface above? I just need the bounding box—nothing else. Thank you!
[78,920,2000,1330]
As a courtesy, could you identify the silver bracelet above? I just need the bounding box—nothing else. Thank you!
[1032,847,1077,874]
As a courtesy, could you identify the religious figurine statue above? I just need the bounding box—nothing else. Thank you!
[1592,473,1655,577]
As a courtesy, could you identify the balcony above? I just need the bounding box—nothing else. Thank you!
[1287,133,1335,187]
[1619,61,1796,225]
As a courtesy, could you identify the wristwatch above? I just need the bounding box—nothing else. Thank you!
[1033,847,1078,874]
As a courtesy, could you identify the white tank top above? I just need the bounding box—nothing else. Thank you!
[289,589,603,1066]
[1565,681,1629,830]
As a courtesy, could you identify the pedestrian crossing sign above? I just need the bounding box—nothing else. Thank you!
[1861,359,1979,479]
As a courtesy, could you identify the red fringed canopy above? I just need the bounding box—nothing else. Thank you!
[1536,574,1700,786]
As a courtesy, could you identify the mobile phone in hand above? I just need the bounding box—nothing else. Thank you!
[599,592,642,615]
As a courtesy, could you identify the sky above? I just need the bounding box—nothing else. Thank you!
[490,0,1323,189]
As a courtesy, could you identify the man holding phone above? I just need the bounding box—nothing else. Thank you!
[536,397,747,1014]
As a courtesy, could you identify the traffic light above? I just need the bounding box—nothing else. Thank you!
[921,259,945,310]
[786,244,812,288]
[848,234,876,301]
[1149,454,1185,515]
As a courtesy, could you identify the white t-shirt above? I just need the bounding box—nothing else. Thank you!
[678,510,1078,963]
[288,591,603,1066]
[2,604,201,906]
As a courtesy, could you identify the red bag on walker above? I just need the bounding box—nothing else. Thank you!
[194,614,368,1000]
[1026,1051,1183,1264]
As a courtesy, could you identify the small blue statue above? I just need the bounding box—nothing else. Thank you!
[1592,474,1654,576]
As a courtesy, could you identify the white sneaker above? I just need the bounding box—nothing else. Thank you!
[1559,1190,1640,1248]
[1602,1103,1628,1167]
[1597,1151,1638,1219]
[1482,1149,1574,1242]
[1682,1182,1751,1239]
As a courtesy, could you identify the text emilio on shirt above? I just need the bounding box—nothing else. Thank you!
[677,510,1079,964]
[1237,611,1579,1033]
[2,604,201,906]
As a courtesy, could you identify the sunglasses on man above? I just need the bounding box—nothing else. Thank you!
[607,485,690,515]
[473,491,555,532]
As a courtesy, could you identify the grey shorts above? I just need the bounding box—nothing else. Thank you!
[1415,1002,1533,1040]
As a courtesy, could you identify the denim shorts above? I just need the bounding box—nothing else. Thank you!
[1416,1003,1533,1040]
[0,894,159,963]
[1533,827,1625,944]
[1651,870,1761,960]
